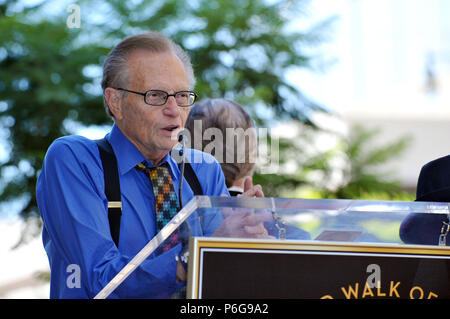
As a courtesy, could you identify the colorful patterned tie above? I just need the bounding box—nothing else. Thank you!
[137,162,181,252]
[147,164,180,232]
[137,162,188,298]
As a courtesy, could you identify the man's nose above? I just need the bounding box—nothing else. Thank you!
[163,95,181,116]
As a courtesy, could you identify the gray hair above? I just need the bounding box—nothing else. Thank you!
[101,32,196,117]
[185,99,257,187]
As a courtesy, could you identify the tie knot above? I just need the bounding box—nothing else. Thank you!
[146,163,170,182]
[135,162,169,176]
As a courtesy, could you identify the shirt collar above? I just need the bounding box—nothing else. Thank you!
[106,124,180,178]
[141,152,181,183]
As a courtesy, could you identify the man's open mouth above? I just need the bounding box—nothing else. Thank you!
[163,125,179,132]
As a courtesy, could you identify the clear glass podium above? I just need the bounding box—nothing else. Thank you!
[95,196,450,299]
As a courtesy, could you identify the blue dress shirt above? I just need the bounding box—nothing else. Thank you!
[36,124,229,298]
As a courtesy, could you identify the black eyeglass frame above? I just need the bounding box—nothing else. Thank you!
[115,88,198,107]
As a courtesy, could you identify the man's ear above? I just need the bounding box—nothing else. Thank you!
[104,88,123,120]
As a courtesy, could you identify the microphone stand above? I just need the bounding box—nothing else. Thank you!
[176,133,190,276]
[178,133,186,209]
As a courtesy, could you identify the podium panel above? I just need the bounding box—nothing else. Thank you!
[94,196,450,299]
[187,238,450,299]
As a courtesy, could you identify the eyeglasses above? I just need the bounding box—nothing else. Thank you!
[116,88,197,107]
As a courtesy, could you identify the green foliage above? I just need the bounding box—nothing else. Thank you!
[254,123,415,201]
[0,0,414,239]
[77,0,332,123]
[311,125,414,200]
[0,0,330,225]
[0,7,109,223]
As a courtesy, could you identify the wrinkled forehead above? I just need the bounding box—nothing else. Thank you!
[126,50,189,91]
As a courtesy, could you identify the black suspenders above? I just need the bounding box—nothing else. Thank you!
[95,138,122,247]
[95,137,203,247]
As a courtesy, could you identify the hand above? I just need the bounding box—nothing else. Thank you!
[212,209,274,239]
[176,260,187,282]
[238,176,264,198]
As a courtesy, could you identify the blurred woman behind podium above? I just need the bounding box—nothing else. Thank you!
[185,98,257,196]
[185,98,311,241]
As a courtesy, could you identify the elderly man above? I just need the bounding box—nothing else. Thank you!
[36,32,264,299]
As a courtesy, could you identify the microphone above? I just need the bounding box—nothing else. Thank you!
[178,133,185,151]
[178,132,186,209]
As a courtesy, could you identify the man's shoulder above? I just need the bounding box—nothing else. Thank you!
[184,148,221,168]
[421,154,450,173]
[182,148,228,196]
[45,135,100,164]
[416,154,450,201]
[38,135,105,194]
